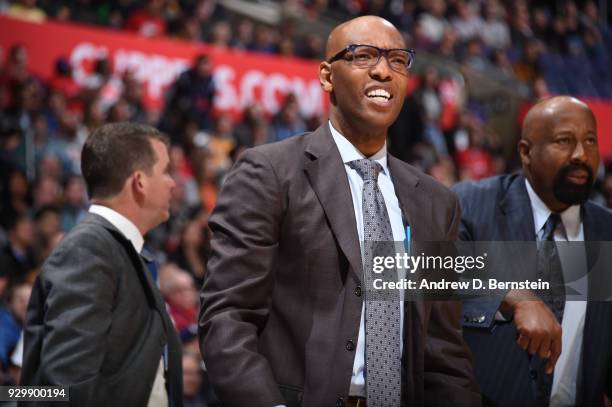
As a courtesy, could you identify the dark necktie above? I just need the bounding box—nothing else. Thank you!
[539,213,565,322]
[348,159,401,407]
[533,213,565,401]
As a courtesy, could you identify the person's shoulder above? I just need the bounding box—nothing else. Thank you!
[44,215,116,264]
[585,200,612,221]
[452,174,515,199]
[237,131,312,170]
[388,158,458,208]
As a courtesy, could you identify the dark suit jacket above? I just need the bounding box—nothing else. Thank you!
[453,173,612,407]
[199,125,480,407]
[21,213,183,407]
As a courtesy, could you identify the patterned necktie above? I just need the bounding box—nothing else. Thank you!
[534,213,565,401]
[348,159,401,407]
[539,213,565,322]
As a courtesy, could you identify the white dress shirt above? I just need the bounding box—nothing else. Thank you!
[89,205,168,407]
[328,122,407,397]
[524,180,587,407]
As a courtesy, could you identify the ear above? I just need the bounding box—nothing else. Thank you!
[518,139,531,167]
[319,61,333,93]
[132,171,146,197]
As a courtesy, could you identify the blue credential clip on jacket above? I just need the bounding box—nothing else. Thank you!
[404,225,411,254]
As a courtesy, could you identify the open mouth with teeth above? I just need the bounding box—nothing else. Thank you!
[366,89,392,101]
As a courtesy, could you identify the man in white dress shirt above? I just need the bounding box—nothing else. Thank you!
[454,96,612,406]
[21,122,183,407]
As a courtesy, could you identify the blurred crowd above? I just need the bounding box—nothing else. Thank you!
[2,0,612,405]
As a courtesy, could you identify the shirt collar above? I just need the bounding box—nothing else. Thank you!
[328,120,389,176]
[524,178,581,239]
[89,204,144,253]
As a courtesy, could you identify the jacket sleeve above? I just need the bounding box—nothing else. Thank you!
[452,183,504,330]
[21,230,117,407]
[198,148,285,407]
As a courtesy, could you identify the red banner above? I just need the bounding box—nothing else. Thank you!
[585,99,612,163]
[0,16,327,117]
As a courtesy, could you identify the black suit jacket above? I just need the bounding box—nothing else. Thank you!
[21,213,183,407]
[199,124,480,407]
[453,173,612,407]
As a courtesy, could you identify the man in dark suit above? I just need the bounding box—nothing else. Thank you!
[454,96,612,406]
[199,16,480,407]
[21,122,183,407]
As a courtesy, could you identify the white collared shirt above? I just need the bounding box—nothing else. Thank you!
[525,180,586,407]
[329,121,407,397]
[88,205,168,407]
[89,205,144,253]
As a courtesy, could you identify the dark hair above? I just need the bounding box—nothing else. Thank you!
[81,122,169,199]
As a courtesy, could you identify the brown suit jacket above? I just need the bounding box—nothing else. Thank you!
[199,124,480,407]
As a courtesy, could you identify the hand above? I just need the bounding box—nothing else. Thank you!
[500,289,562,374]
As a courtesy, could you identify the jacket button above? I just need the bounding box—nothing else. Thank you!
[345,340,355,351]
[336,397,345,407]
[529,370,537,380]
[354,286,362,297]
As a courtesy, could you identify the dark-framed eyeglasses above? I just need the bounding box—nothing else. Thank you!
[327,44,416,73]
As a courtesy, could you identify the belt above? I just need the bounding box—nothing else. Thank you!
[346,396,367,407]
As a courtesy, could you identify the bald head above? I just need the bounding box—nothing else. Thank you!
[319,15,409,154]
[325,16,405,60]
[522,96,594,143]
[518,95,599,212]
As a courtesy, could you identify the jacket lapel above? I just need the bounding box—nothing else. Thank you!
[85,213,171,330]
[499,174,535,241]
[386,155,420,236]
[303,125,364,283]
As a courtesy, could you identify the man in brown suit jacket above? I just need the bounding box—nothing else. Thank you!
[199,16,480,407]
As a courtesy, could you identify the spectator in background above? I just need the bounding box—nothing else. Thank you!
[268,93,305,142]
[31,205,61,266]
[182,351,219,407]
[59,175,87,233]
[48,57,80,101]
[415,67,447,157]
[160,263,198,334]
[0,170,30,230]
[0,44,30,89]
[451,0,483,43]
[125,0,167,38]
[169,218,210,286]
[481,0,510,49]
[205,114,235,176]
[513,39,543,84]
[210,20,232,49]
[455,114,496,180]
[6,0,46,23]
[231,18,254,50]
[0,282,32,373]
[249,25,278,54]
[510,2,534,49]
[122,71,147,123]
[462,37,490,72]
[233,103,265,149]
[162,54,215,132]
[297,33,323,59]
[177,16,203,42]
[0,215,36,287]
[561,0,585,56]
[436,27,459,59]
[489,48,517,83]
[416,0,449,46]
